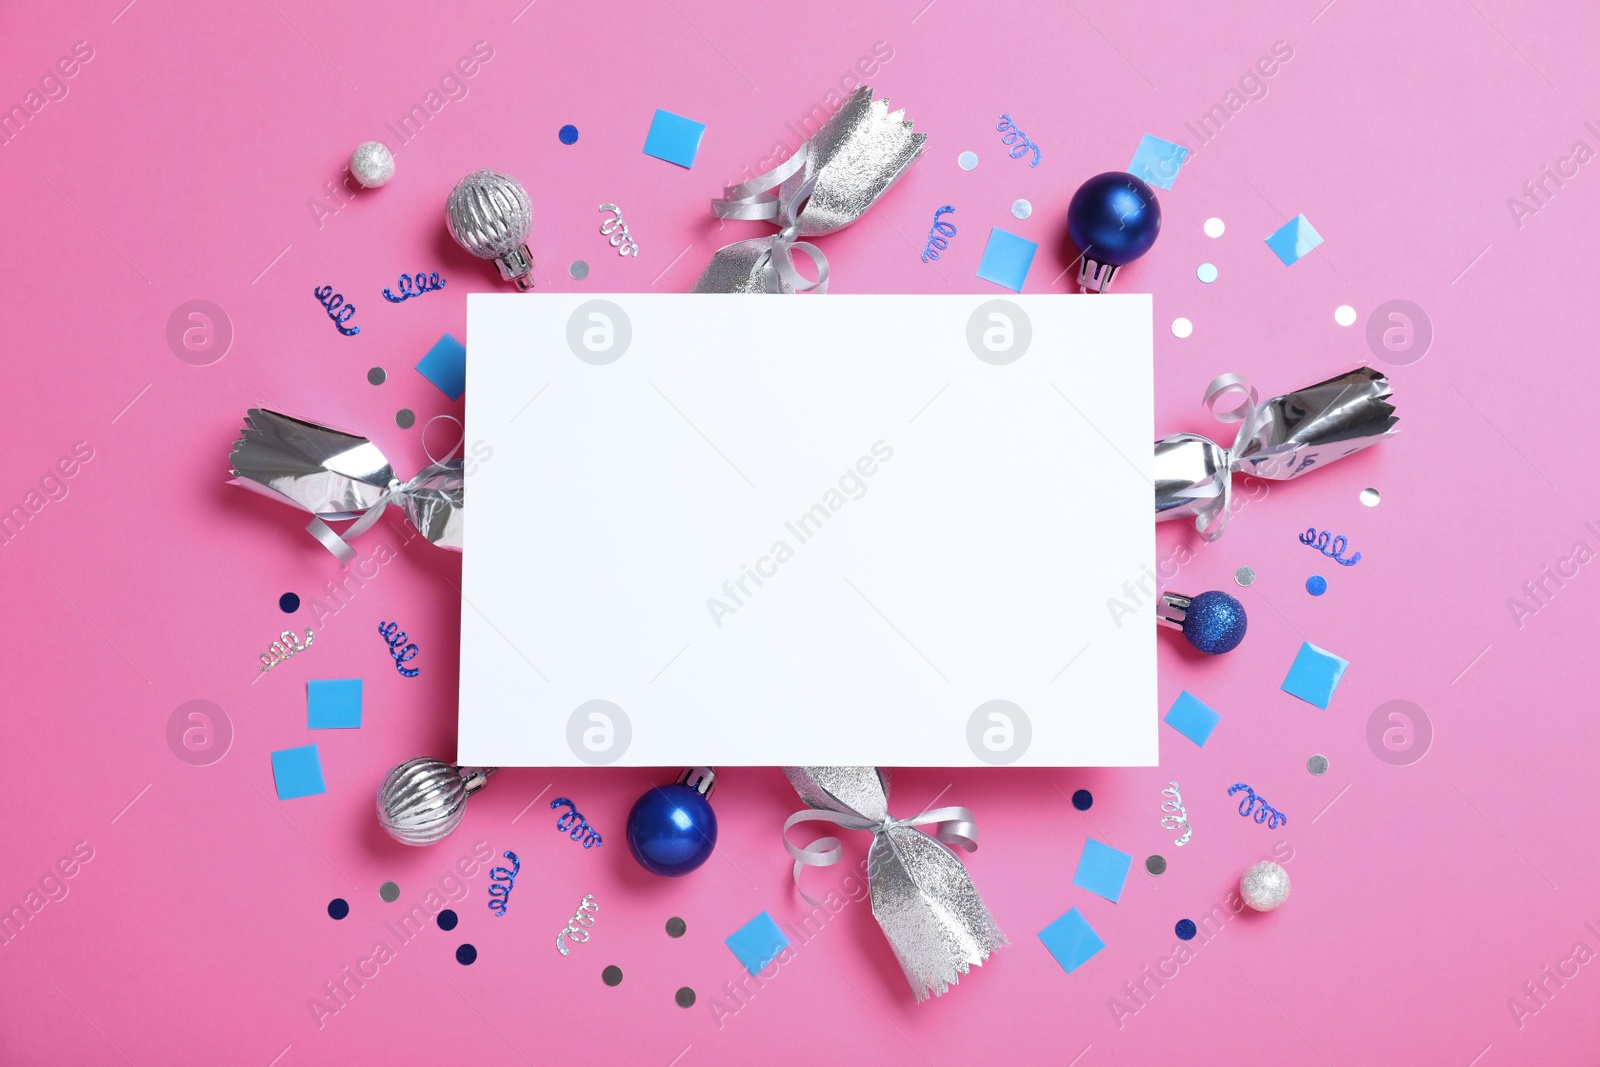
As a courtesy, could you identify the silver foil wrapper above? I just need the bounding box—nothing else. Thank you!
[783,767,1007,1001]
[229,408,463,560]
[692,86,926,294]
[1156,367,1397,540]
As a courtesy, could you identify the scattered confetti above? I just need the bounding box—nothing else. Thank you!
[455,944,477,965]
[1234,566,1256,587]
[1175,919,1198,941]
[366,366,386,386]
[382,272,445,303]
[395,409,415,429]
[1038,907,1105,974]
[922,205,957,262]
[976,227,1038,292]
[725,911,790,975]
[1072,838,1133,903]
[1204,217,1226,238]
[958,151,978,171]
[1264,213,1323,266]
[1011,199,1032,220]
[1146,855,1167,876]
[279,592,300,613]
[270,744,326,800]
[378,622,420,677]
[1160,781,1192,845]
[599,203,639,257]
[259,628,313,672]
[569,260,590,280]
[307,679,363,730]
[437,909,458,931]
[327,898,349,920]
[675,987,697,1008]
[666,917,687,938]
[1307,754,1329,776]
[1300,528,1361,566]
[379,881,400,903]
[488,851,521,917]
[1127,134,1188,190]
[995,114,1041,167]
[1360,487,1381,507]
[1164,691,1220,747]
[1229,783,1288,828]
[415,332,467,401]
[559,124,579,145]
[1171,317,1193,338]
[1306,575,1328,596]
[602,965,624,986]
[1071,789,1093,811]
[1282,641,1350,709]
[314,285,359,336]
[1196,263,1218,283]
[1335,304,1357,326]
[551,798,602,847]
[556,893,598,954]
[642,108,706,168]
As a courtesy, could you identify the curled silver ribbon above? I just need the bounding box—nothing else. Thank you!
[704,150,829,294]
[1155,367,1398,541]
[782,767,1006,1001]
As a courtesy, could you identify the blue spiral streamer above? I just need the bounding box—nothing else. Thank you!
[1227,783,1288,829]
[1299,527,1362,566]
[486,851,521,917]
[550,798,602,848]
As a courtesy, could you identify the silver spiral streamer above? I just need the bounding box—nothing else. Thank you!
[376,758,495,846]
[446,170,536,290]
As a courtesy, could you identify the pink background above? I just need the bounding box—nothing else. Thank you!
[3,0,1597,1062]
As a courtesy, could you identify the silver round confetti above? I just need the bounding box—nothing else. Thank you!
[395,408,415,429]
[379,881,400,902]
[569,260,590,281]
[1360,487,1381,507]
[1307,754,1329,776]
[1146,855,1167,876]
[349,141,395,188]
[1239,860,1291,912]
[958,151,978,171]
[367,366,386,386]
[1234,566,1256,587]
[1011,199,1032,220]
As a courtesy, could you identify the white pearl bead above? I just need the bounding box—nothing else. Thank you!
[349,141,395,188]
[1239,860,1291,911]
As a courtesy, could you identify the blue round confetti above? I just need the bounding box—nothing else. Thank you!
[455,943,477,965]
[1071,789,1093,811]
[1306,575,1328,596]
[1175,918,1197,941]
[559,124,579,145]
[279,592,300,613]
[327,898,349,920]
[437,909,458,931]
[1197,262,1218,283]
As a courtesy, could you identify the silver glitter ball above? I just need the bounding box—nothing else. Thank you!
[377,758,495,846]
[349,141,395,188]
[1239,860,1291,911]
[446,169,536,290]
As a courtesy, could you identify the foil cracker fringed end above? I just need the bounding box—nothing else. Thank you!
[782,767,1007,1001]
[1156,367,1398,541]
[692,86,927,294]
[228,408,463,562]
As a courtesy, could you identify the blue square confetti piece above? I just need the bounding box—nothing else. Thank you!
[976,227,1039,292]
[1038,907,1106,974]
[1264,214,1323,266]
[642,109,707,169]
[1072,838,1133,903]
[1127,134,1189,191]
[725,911,790,975]
[415,333,466,401]
[270,744,326,800]
[1164,690,1221,747]
[1281,641,1350,709]
[307,679,363,729]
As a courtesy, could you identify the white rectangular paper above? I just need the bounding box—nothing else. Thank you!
[459,293,1155,767]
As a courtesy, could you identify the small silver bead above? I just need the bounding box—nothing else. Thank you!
[350,141,396,188]
[1239,860,1291,911]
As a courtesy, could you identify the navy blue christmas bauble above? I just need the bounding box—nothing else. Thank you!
[1180,590,1248,655]
[1067,171,1162,264]
[626,771,718,877]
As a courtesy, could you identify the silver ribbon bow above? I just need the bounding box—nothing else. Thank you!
[783,767,1006,1001]
[1155,366,1398,541]
[691,86,925,294]
[229,408,463,562]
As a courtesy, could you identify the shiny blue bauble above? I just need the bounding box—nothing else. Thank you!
[1066,172,1162,266]
[1183,590,1248,655]
[626,783,718,877]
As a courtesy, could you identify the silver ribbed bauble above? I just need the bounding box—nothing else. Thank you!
[1239,860,1291,911]
[377,758,496,846]
[445,170,535,290]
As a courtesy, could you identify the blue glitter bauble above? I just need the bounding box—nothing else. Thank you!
[1183,590,1247,655]
[1066,172,1162,266]
[626,784,718,877]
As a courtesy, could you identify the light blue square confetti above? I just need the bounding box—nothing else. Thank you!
[415,333,466,401]
[642,109,707,169]
[1264,214,1323,265]
[1164,690,1221,747]
[1072,838,1133,903]
[270,744,326,800]
[725,911,790,975]
[976,227,1038,292]
[1127,134,1188,191]
[307,679,363,729]
[1038,907,1106,974]
[1281,641,1350,709]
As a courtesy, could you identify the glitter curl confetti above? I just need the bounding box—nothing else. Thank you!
[1159,781,1192,845]
[486,850,520,917]
[551,798,602,848]
[259,628,314,672]
[556,894,599,955]
[1228,783,1288,829]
